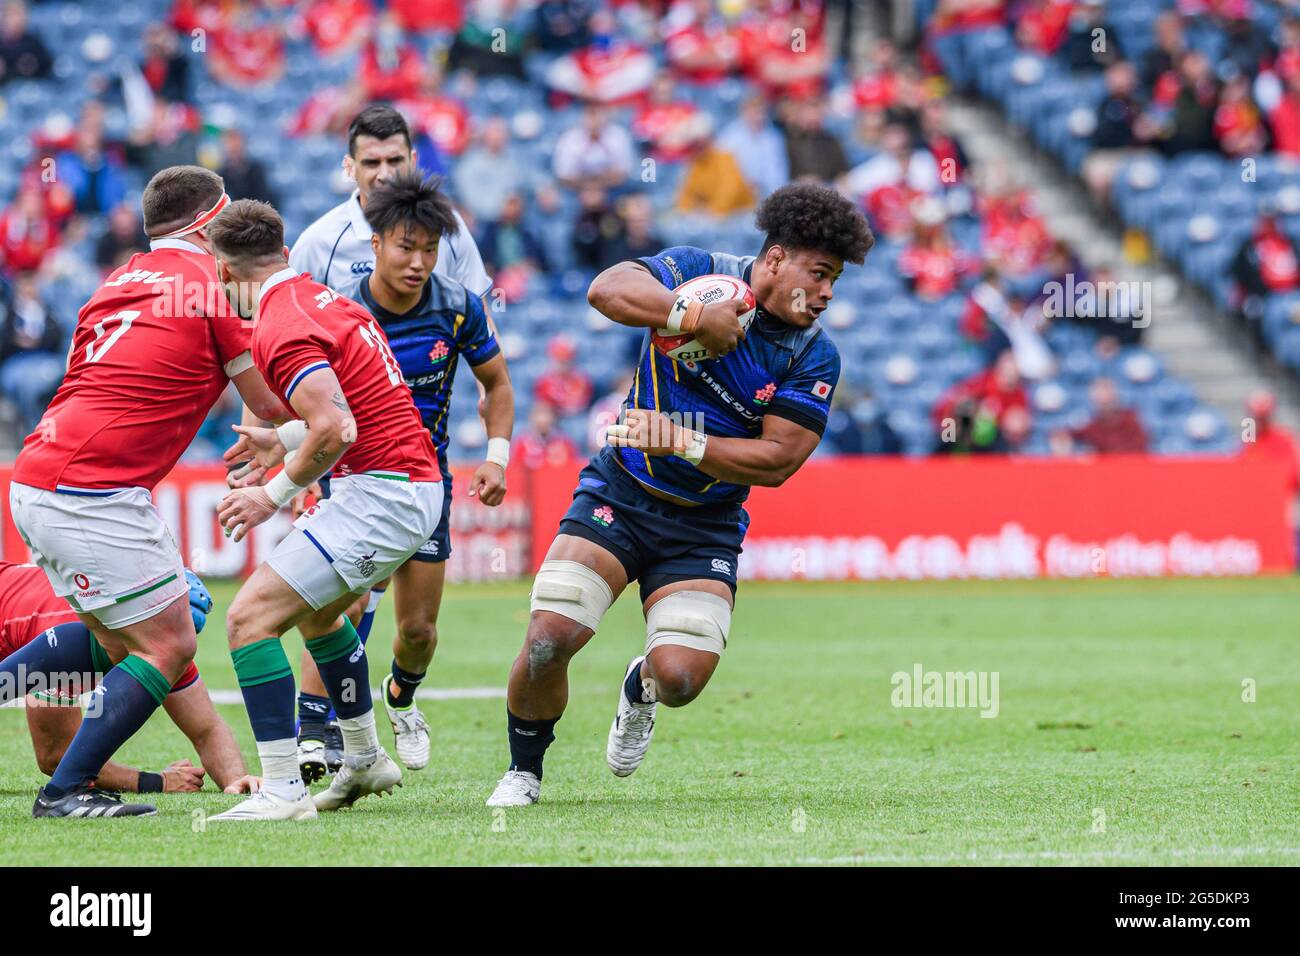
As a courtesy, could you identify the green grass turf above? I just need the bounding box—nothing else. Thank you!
[0,576,1297,866]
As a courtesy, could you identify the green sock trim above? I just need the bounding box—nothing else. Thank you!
[231,638,293,688]
[118,655,171,706]
[88,636,111,676]
[305,619,361,665]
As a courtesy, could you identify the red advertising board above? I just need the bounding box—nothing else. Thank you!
[529,455,1294,579]
[1,455,1291,581]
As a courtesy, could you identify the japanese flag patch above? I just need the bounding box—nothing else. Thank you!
[811,381,833,400]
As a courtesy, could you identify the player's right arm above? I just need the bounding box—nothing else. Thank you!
[25,699,205,792]
[218,368,355,540]
[588,260,749,357]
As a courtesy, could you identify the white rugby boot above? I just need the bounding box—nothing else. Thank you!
[312,749,402,811]
[485,770,541,807]
[382,675,430,770]
[606,656,657,777]
[209,787,317,822]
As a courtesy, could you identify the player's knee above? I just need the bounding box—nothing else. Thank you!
[224,598,261,650]
[398,618,437,655]
[523,612,586,676]
[648,661,708,707]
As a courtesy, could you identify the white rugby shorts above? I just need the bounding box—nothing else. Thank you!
[267,473,443,610]
[8,481,188,629]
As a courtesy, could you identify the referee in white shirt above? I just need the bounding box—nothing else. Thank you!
[290,105,493,299]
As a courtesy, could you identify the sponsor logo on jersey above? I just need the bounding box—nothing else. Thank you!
[73,573,90,591]
[811,381,832,400]
[754,382,776,406]
[105,269,171,287]
[711,558,732,575]
[661,256,683,286]
[408,370,447,388]
[693,367,761,423]
[429,340,450,364]
[591,505,615,528]
[351,260,374,274]
[314,289,339,309]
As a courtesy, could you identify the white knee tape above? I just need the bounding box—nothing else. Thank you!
[530,559,614,632]
[645,591,730,656]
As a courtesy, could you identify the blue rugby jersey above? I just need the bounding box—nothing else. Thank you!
[337,271,500,470]
[608,243,841,506]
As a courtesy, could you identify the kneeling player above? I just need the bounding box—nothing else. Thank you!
[0,563,258,795]
[487,183,873,806]
[206,199,445,821]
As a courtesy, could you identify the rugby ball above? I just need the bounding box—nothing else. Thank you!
[653,274,757,363]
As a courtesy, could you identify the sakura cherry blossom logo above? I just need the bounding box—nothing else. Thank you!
[429,340,450,364]
[754,382,776,406]
[591,505,615,528]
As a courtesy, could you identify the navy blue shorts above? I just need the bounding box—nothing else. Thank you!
[320,474,453,565]
[557,454,749,604]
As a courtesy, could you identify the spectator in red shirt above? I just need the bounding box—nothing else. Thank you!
[516,401,580,470]
[933,348,1031,452]
[140,22,191,103]
[1051,377,1149,455]
[1271,70,1300,157]
[388,0,462,34]
[300,0,374,59]
[634,72,706,163]
[535,335,594,415]
[1014,0,1073,55]
[663,0,741,85]
[1241,390,1300,493]
[898,198,979,301]
[1214,73,1270,157]
[360,13,425,101]
[0,186,58,274]
[1232,208,1300,332]
[206,0,286,88]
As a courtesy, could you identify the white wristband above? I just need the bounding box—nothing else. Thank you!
[675,429,708,466]
[666,295,691,333]
[265,468,307,508]
[485,437,510,469]
[276,420,307,451]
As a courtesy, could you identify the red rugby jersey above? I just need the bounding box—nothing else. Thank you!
[12,238,253,493]
[251,270,441,482]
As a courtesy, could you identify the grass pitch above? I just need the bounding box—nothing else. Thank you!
[0,577,1296,866]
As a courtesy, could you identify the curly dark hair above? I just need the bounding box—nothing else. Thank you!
[755,182,874,264]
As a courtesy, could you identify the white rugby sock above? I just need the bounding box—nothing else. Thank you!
[257,738,304,793]
[339,709,379,759]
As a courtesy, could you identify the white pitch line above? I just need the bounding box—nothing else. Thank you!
[2,686,504,708]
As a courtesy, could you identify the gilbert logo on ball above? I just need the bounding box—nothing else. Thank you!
[654,274,757,363]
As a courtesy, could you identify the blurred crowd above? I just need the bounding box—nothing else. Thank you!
[0,0,1293,469]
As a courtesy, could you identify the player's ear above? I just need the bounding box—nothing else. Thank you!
[342,154,355,181]
[283,245,291,263]
[371,232,381,256]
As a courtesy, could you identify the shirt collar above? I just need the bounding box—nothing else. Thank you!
[261,267,298,297]
[348,189,372,241]
[149,237,206,255]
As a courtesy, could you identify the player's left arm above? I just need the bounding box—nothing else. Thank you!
[161,681,256,792]
[467,353,514,506]
[459,290,513,506]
